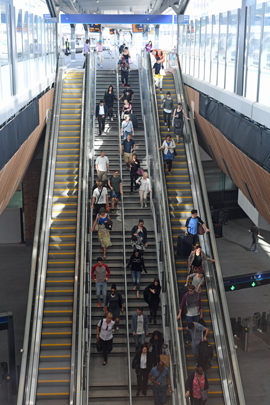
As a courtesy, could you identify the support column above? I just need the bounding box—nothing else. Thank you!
[155,25,160,49]
[9,4,17,96]
[235,0,248,95]
[70,24,76,62]
[83,24,89,40]
[143,25,149,47]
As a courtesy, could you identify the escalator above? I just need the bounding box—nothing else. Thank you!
[155,73,224,405]
[36,70,84,402]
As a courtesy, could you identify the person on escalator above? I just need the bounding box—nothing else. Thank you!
[185,209,210,248]
[173,103,190,143]
[104,85,117,121]
[185,270,205,293]
[187,245,214,275]
[104,284,124,332]
[153,56,164,92]
[159,134,176,176]
[185,366,209,404]
[162,92,174,132]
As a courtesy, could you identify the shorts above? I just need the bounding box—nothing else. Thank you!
[110,190,120,199]
[124,152,132,163]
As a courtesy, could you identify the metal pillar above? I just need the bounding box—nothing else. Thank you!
[9,5,17,96]
[0,312,17,395]
[70,24,76,62]
[155,25,160,49]
[235,0,248,95]
[143,25,149,46]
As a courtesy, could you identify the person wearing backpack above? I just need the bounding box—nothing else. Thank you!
[185,366,209,404]
[96,312,115,366]
[120,133,136,168]
[104,284,124,332]
[173,103,190,143]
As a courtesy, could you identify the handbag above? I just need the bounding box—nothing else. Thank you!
[160,68,166,76]
[95,223,99,231]
[161,101,165,109]
[105,218,113,230]
[96,340,102,353]
[197,373,208,401]
[160,354,170,368]
[106,203,110,213]
[137,168,144,176]
[198,223,205,235]
[121,111,125,119]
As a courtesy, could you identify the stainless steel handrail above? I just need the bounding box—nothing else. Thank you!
[27,67,64,405]
[16,110,52,405]
[116,68,133,405]
[139,50,188,405]
[70,67,86,405]
[169,52,246,405]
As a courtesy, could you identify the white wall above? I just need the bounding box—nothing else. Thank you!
[0,208,21,243]
[238,190,270,232]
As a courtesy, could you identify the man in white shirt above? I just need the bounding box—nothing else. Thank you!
[95,151,109,182]
[91,181,108,215]
[95,100,108,136]
[96,40,103,67]
[83,39,91,69]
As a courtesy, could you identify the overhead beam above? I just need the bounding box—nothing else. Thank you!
[152,0,190,15]
[45,0,60,17]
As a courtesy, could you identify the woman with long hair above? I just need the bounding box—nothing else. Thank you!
[145,278,161,324]
[104,85,117,121]
[126,249,146,298]
[90,207,111,259]
[132,343,152,397]
[104,284,124,332]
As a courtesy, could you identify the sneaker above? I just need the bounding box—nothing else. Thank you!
[112,328,115,333]
[144,203,147,208]
[254,249,258,252]
[97,63,100,67]
[141,205,143,209]
[185,340,191,346]
[168,128,170,132]
[164,121,167,125]
[195,363,198,367]
[122,83,125,86]
[116,327,119,332]
[250,248,253,251]
[100,66,103,68]
[111,117,113,121]
[160,88,162,92]
[97,302,101,308]
[130,192,133,195]
[116,205,119,210]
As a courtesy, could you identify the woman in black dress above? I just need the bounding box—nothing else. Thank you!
[104,85,117,121]
[148,330,165,366]
[104,284,124,331]
[173,103,190,143]
[130,153,140,195]
[145,278,161,324]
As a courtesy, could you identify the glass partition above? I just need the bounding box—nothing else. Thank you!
[199,17,206,79]
[16,8,24,92]
[226,9,239,92]
[194,19,200,77]
[205,16,212,82]
[217,12,228,88]
[182,24,186,73]
[0,1,12,100]
[258,1,270,106]
[179,24,183,66]
[211,14,219,85]
[186,23,191,74]
[23,11,29,88]
[190,21,195,76]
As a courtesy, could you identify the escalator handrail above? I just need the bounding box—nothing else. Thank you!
[140,50,188,404]
[169,52,246,405]
[116,66,133,405]
[17,55,61,405]
[27,67,64,405]
[70,67,86,405]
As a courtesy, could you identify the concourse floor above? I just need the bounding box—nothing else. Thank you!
[216,217,270,405]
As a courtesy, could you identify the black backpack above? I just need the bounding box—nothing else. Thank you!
[198,340,213,361]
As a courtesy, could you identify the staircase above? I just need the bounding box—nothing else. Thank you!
[36,70,84,403]
[155,72,224,405]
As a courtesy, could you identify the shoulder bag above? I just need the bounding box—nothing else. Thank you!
[197,223,205,235]
[105,218,113,230]
[161,100,165,109]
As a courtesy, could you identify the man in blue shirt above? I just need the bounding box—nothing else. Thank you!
[120,133,136,168]
[185,209,210,247]
[149,361,173,405]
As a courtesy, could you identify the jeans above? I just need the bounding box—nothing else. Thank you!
[123,131,132,140]
[131,270,141,291]
[153,384,167,405]
[130,172,138,192]
[96,281,107,305]
[137,368,149,394]
[108,107,113,117]
[98,115,105,135]
[186,314,200,342]
[121,70,129,86]
[163,111,171,129]
[134,333,145,352]
[251,237,258,250]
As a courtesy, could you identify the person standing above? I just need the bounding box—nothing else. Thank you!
[179,322,209,366]
[145,278,161,325]
[185,366,209,405]
[96,312,115,366]
[95,151,109,182]
[122,99,133,117]
[146,41,153,52]
[173,103,190,143]
[118,84,134,104]
[65,38,69,55]
[104,284,124,332]
[177,284,203,345]
[148,331,165,366]
[117,57,129,87]
[119,42,125,55]
[159,135,176,176]
[162,92,174,132]
[187,245,214,275]
[83,39,90,69]
[153,56,164,91]
[185,209,210,247]
[90,207,111,259]
[91,181,108,216]
[91,257,110,307]
[127,249,146,298]
[131,308,149,352]
[148,361,173,405]
[136,172,152,208]
[121,115,134,140]
[185,270,205,294]
[120,133,136,169]
[130,153,140,195]
[132,344,152,397]
[249,224,260,252]
[104,85,117,121]
[96,100,108,136]
[108,170,123,214]
[131,219,148,254]
[96,39,104,68]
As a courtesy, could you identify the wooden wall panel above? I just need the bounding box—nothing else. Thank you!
[0,89,54,215]
[185,85,270,224]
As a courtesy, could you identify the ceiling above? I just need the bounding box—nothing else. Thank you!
[57,0,164,15]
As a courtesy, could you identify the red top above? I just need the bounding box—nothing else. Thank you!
[192,373,205,399]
